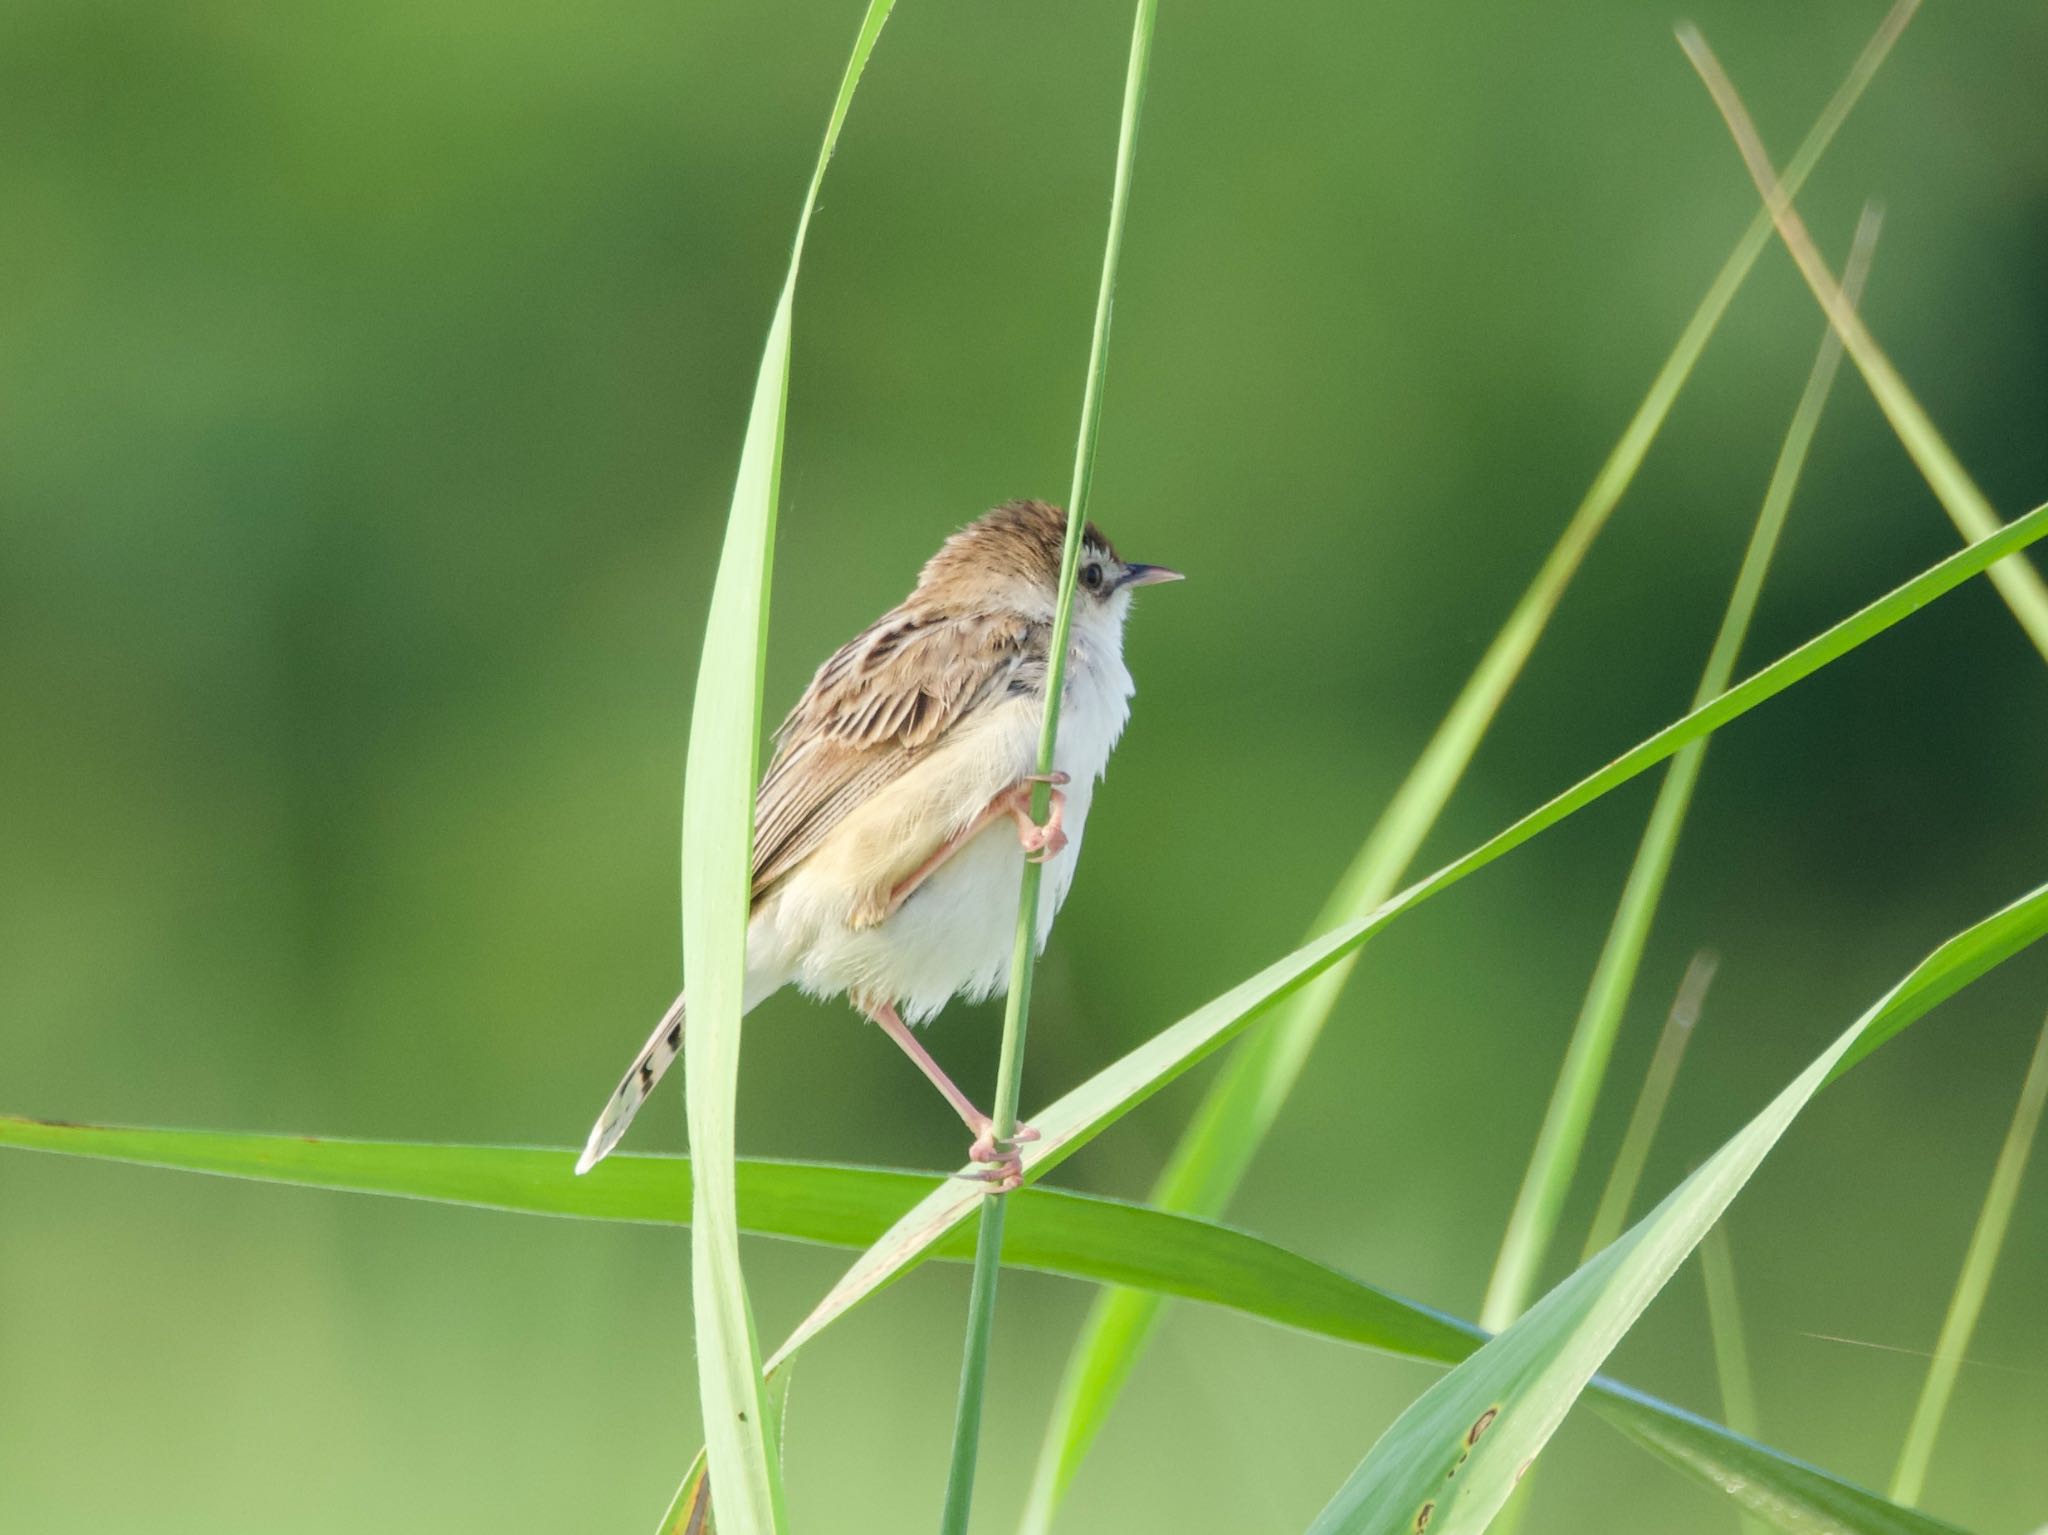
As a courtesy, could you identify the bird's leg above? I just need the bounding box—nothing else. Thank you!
[1007,771,1069,864]
[878,772,1073,920]
[863,1000,1039,1191]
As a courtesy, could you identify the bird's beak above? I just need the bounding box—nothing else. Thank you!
[1119,563,1184,588]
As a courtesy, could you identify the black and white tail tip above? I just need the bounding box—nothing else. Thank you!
[574,993,687,1175]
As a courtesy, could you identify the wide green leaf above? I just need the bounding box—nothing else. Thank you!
[0,1113,1974,1534]
[772,500,2048,1370]
[1304,881,2048,1534]
[1022,7,1925,1520]
[674,5,896,1529]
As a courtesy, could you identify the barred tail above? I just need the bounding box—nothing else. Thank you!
[575,990,688,1175]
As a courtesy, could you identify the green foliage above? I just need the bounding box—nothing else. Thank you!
[0,1112,1982,1535]
[1305,882,2048,1534]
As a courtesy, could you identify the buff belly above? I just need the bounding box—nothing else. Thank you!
[744,640,1129,1025]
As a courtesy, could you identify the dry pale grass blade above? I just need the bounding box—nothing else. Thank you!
[1679,24,2048,665]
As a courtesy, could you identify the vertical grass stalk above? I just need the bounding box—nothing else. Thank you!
[938,4,1158,1529]
[1698,1223,1766,1535]
[678,6,896,1531]
[1018,7,1921,1519]
[1581,950,1717,1259]
[1480,207,1883,1331]
[1889,1010,2048,1506]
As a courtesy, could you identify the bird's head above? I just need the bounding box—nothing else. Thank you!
[917,498,1182,626]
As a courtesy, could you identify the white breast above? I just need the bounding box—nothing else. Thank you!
[753,606,1135,1024]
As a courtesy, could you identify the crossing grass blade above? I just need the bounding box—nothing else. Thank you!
[768,499,2048,1372]
[1480,205,1883,1332]
[0,1111,1985,1535]
[1889,1010,2048,1506]
[1303,881,2048,1535]
[1019,5,1924,1519]
[677,4,896,1529]
[1680,24,2048,666]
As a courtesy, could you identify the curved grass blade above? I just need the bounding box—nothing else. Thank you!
[0,1110,1983,1535]
[681,5,896,1528]
[941,4,1159,1528]
[1305,881,2048,1535]
[772,500,2048,1371]
[1480,205,1883,1331]
[1680,25,2048,665]
[1020,7,1924,1518]
[1889,1009,2048,1506]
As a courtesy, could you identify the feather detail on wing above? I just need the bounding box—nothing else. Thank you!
[748,605,1047,901]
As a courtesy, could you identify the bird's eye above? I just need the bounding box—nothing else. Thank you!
[1081,561,1104,592]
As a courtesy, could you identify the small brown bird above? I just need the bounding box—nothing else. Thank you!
[575,499,1180,1186]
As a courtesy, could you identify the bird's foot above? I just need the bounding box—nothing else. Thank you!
[1009,778,1069,863]
[962,1118,1041,1192]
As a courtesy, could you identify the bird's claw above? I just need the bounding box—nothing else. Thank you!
[960,1119,1039,1192]
[1011,784,1068,863]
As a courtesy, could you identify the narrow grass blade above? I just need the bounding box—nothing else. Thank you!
[939,4,1158,1530]
[682,5,896,1528]
[1020,6,1923,1519]
[1889,1010,2048,1505]
[1582,951,1717,1259]
[774,501,2048,1370]
[1701,1225,1760,1440]
[1680,25,2048,665]
[1482,207,1883,1331]
[1305,882,2048,1535]
[0,1113,1984,1535]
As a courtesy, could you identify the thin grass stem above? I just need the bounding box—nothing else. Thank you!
[1481,205,1884,1332]
[938,4,1158,1529]
[1581,951,1717,1260]
[1699,1222,1766,1535]
[1889,1010,2048,1506]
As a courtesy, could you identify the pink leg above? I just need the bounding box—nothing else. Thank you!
[864,1001,1038,1190]
[880,772,1073,920]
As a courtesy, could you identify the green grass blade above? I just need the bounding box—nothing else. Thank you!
[681,5,895,1528]
[1889,1010,2048,1506]
[1481,207,1882,1331]
[939,4,1158,1530]
[1592,1386,1974,1535]
[655,1450,715,1535]
[1582,951,1717,1259]
[1019,7,1923,1517]
[1681,25,2048,666]
[0,1112,1984,1535]
[774,499,2048,1371]
[1305,882,2048,1535]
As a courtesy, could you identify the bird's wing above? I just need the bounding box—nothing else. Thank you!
[749,605,1045,902]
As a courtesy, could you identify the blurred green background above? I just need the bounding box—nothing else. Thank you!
[3,1,2045,1529]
